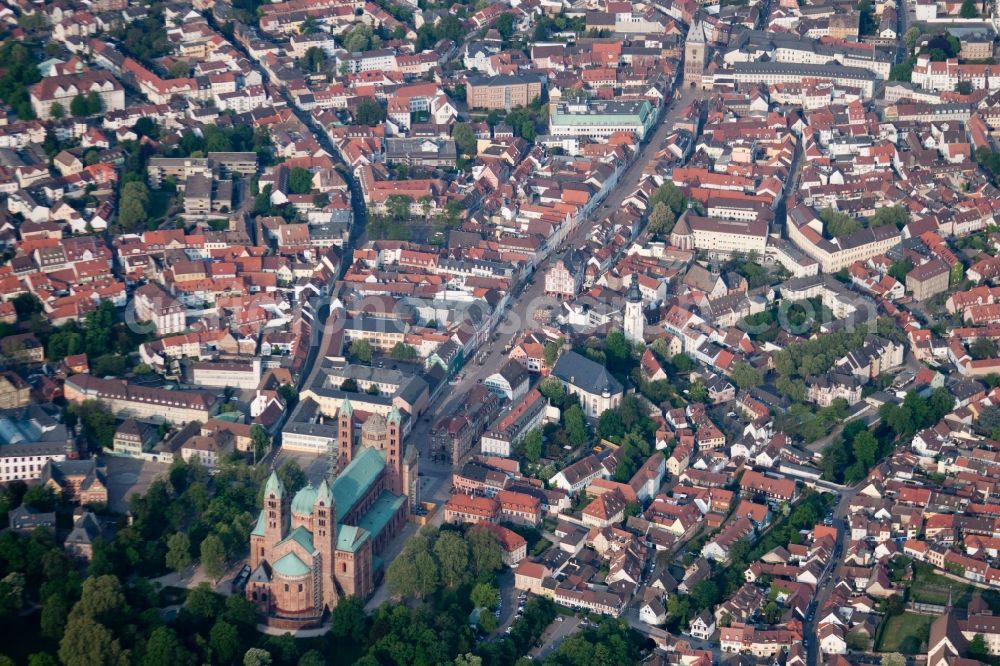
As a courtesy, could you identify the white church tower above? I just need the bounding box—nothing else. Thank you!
[624,273,644,344]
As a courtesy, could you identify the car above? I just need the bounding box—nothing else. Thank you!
[556,616,564,622]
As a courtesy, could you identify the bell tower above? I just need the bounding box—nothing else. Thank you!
[624,273,644,344]
[386,407,403,496]
[338,398,354,471]
[313,479,339,610]
[263,471,286,547]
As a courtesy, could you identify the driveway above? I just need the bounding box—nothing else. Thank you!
[528,616,584,660]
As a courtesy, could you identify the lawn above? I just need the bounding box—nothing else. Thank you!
[911,562,977,607]
[877,613,932,654]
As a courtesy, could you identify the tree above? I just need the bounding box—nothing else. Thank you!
[564,404,589,446]
[819,208,860,238]
[86,91,102,115]
[496,13,516,39]
[350,339,373,363]
[329,596,367,642]
[13,292,42,319]
[453,122,477,157]
[23,485,55,510]
[70,575,126,626]
[250,425,271,461]
[49,102,65,119]
[647,202,676,238]
[184,583,222,622]
[59,616,127,666]
[277,459,307,494]
[523,428,543,462]
[961,0,979,17]
[200,534,227,582]
[971,337,998,360]
[852,431,878,469]
[298,651,326,666]
[471,582,499,610]
[209,620,240,665]
[118,181,149,230]
[903,26,921,50]
[389,342,417,361]
[288,167,312,194]
[882,653,906,666]
[969,634,989,660]
[871,205,909,229]
[730,361,763,389]
[243,648,273,666]
[543,340,563,367]
[303,46,326,73]
[354,99,386,126]
[70,94,88,117]
[165,532,191,573]
[141,627,193,666]
[467,528,503,576]
[386,194,412,221]
[672,353,695,373]
[434,531,469,588]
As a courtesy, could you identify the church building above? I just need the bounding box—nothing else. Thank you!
[246,399,418,628]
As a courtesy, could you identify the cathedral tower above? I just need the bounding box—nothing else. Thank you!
[385,407,403,496]
[313,479,338,610]
[338,397,354,472]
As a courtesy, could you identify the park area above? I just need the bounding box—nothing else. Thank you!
[877,613,932,654]
[910,562,988,608]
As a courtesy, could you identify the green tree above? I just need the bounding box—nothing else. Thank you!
[564,404,589,446]
[971,337,998,360]
[496,13,516,39]
[277,459,307,494]
[647,202,676,238]
[969,634,989,660]
[141,627,194,666]
[118,181,150,231]
[960,0,979,17]
[298,651,325,666]
[467,528,503,576]
[354,98,386,126]
[543,340,563,367]
[852,431,879,469]
[470,582,499,610]
[452,122,477,157]
[385,195,412,221]
[49,102,65,119]
[86,91,102,115]
[434,531,469,589]
[350,339,373,363]
[70,94,88,117]
[389,342,417,361]
[819,208,860,238]
[243,648,272,666]
[209,620,240,665]
[288,167,312,194]
[200,534,227,582]
[329,596,367,642]
[871,205,909,229]
[59,616,127,666]
[523,428,543,462]
[303,46,326,73]
[730,361,763,389]
[903,26,921,50]
[165,532,191,573]
[250,425,271,461]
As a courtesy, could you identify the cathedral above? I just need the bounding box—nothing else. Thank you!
[246,399,418,628]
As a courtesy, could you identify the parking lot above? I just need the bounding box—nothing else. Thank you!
[103,456,170,513]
